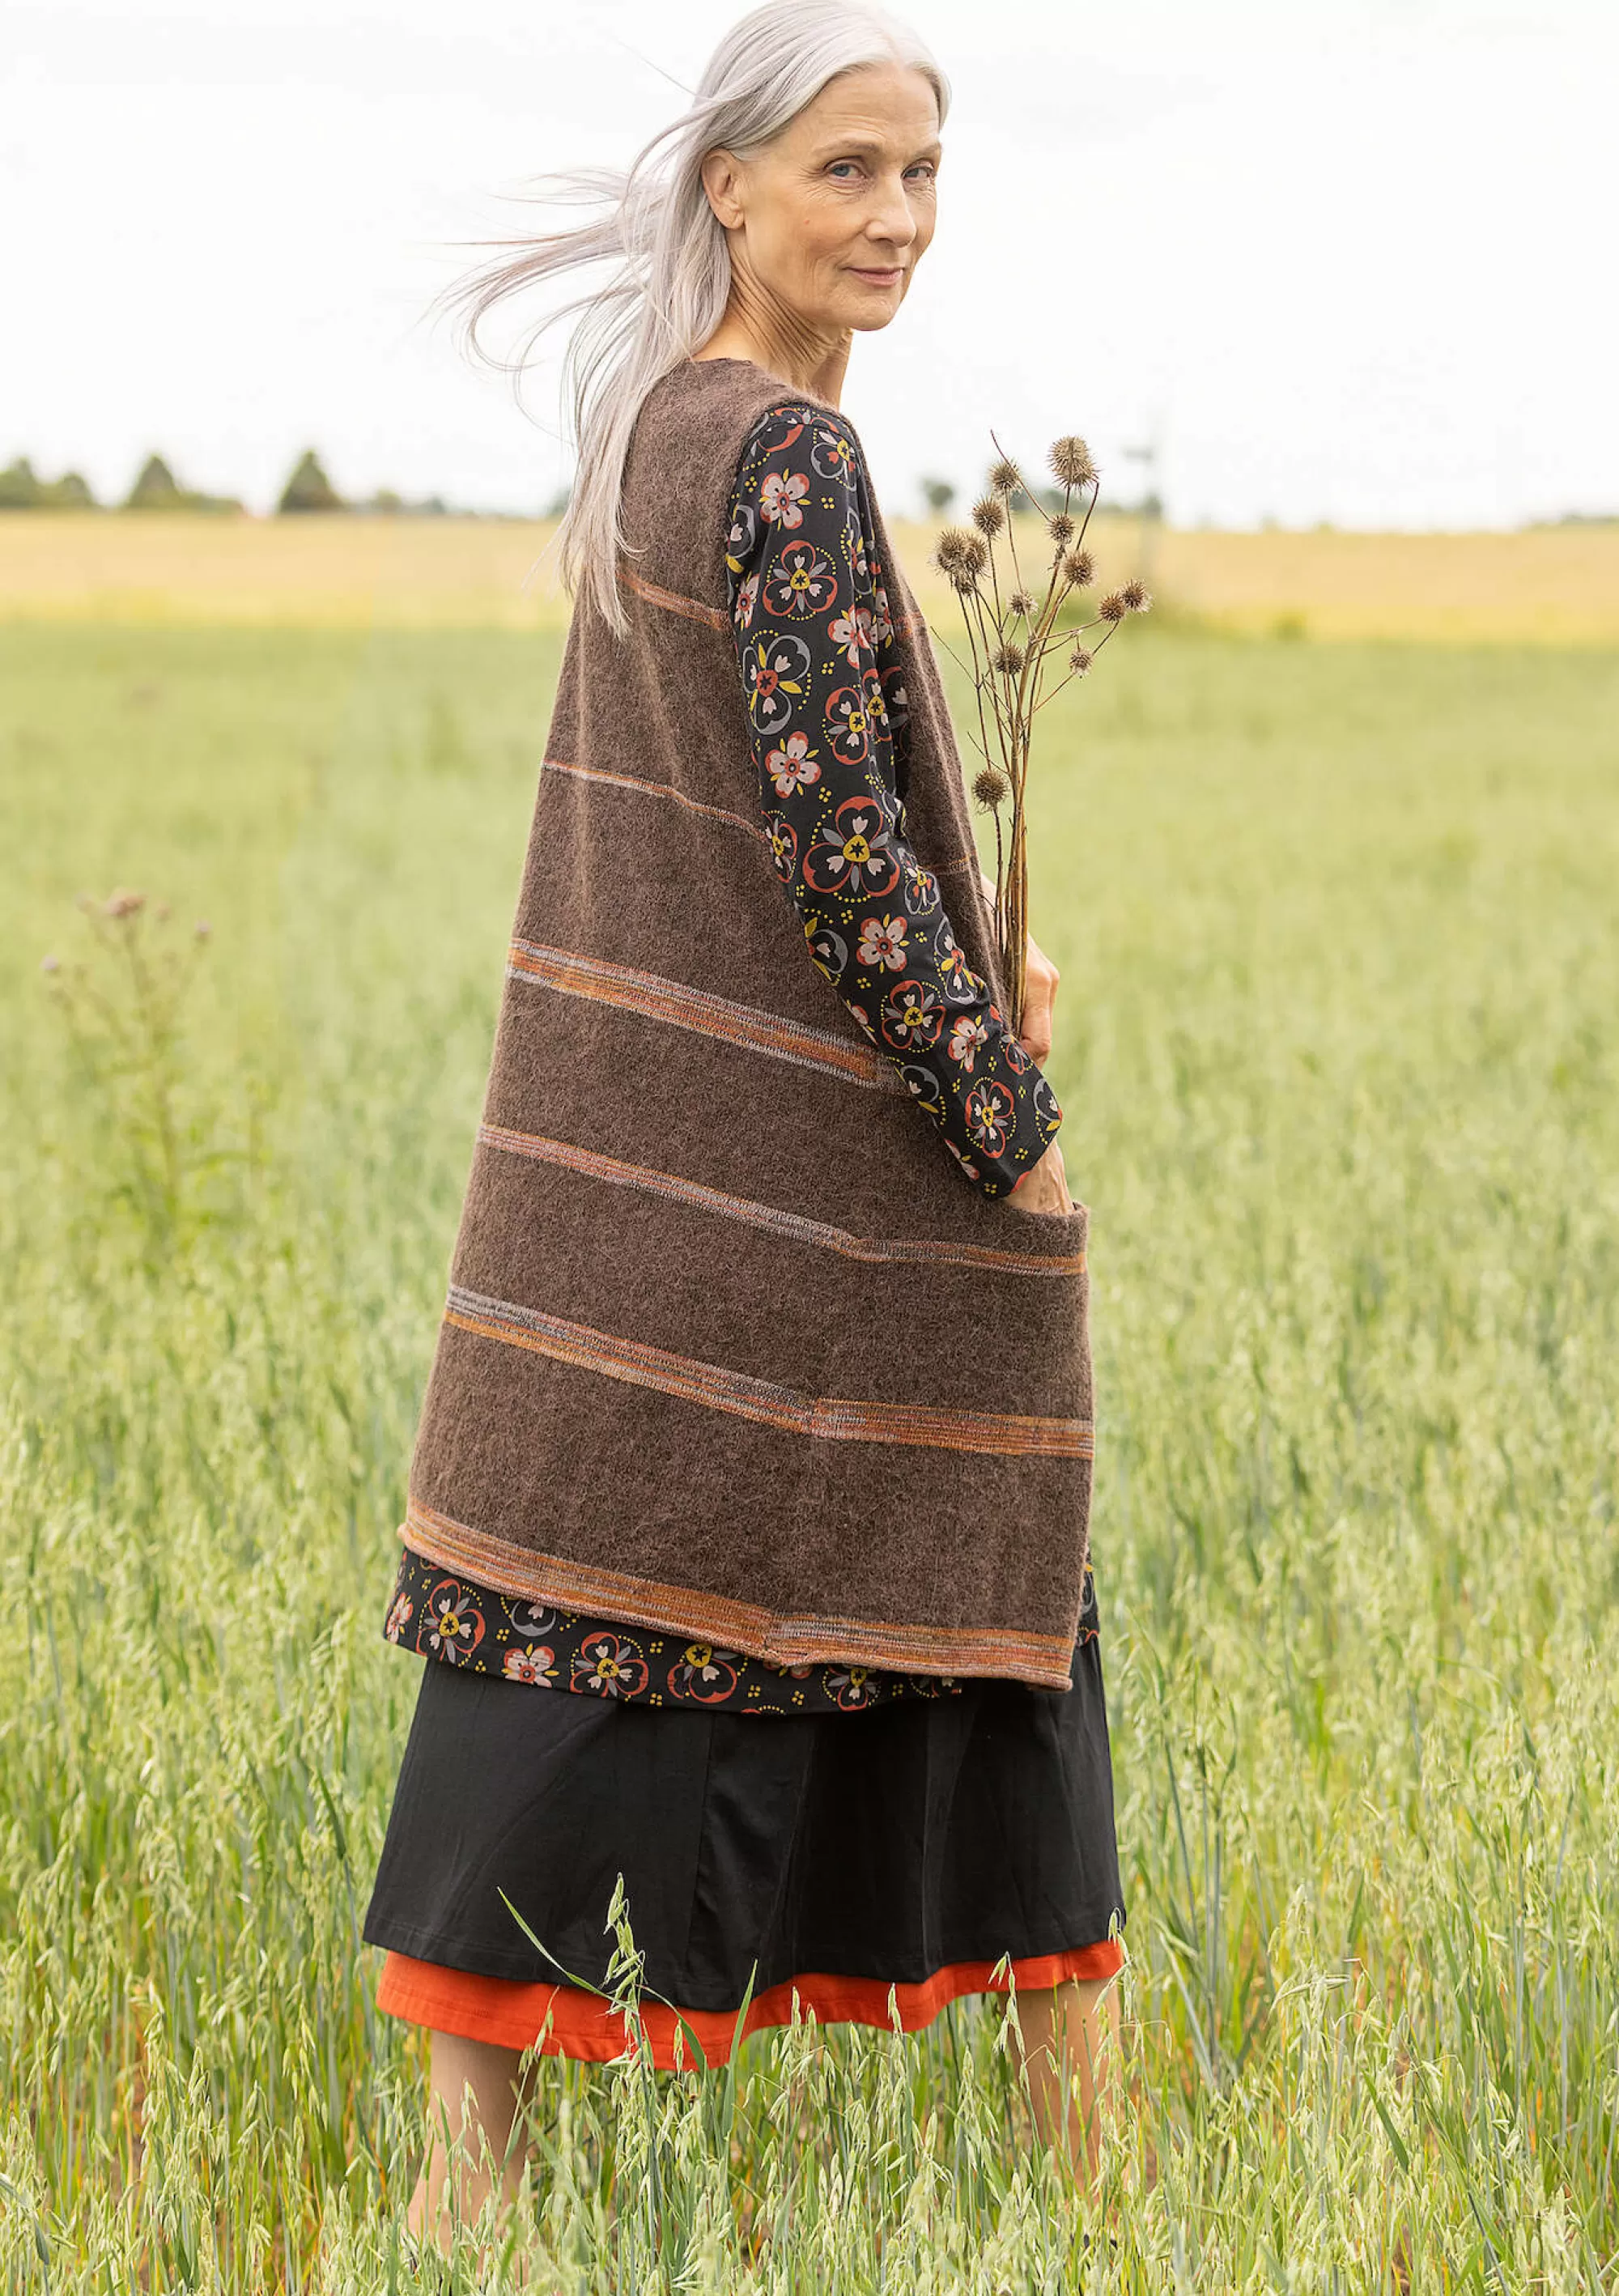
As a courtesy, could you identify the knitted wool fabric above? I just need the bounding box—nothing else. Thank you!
[399,355,1096,1690]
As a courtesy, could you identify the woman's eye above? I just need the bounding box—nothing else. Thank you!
[826,159,937,183]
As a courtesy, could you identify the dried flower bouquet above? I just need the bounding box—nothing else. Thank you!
[931,436,1151,1033]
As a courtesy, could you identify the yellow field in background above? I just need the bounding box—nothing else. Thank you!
[2,509,1616,642]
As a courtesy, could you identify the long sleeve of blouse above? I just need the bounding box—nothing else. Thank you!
[725,402,1060,1198]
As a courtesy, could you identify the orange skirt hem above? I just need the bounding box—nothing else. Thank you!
[377,1938,1126,2069]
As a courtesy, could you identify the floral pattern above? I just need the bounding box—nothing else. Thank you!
[743,630,811,738]
[763,542,839,619]
[376,1547,1101,1716]
[727,401,1062,1198]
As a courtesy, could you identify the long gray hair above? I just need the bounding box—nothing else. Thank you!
[444,1,950,636]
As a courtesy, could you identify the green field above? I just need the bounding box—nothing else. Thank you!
[2,620,1617,2290]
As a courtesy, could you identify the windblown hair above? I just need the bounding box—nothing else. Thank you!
[441,1,950,636]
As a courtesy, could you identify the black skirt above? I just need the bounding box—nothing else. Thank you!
[363,1576,1126,2019]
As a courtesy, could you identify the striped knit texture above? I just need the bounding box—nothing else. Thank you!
[403,355,1097,1689]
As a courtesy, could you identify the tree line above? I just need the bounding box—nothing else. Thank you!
[0,449,465,515]
[4,447,1158,525]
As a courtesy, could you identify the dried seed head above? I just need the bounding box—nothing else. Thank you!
[992,640,1026,675]
[1049,436,1098,489]
[1047,512,1075,545]
[1120,578,1153,613]
[988,457,1022,497]
[971,495,1005,537]
[972,765,1010,810]
[104,888,146,918]
[1098,593,1128,623]
[1063,548,1095,589]
[1009,589,1035,618]
[1069,646,1094,674]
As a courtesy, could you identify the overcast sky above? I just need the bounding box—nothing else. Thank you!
[6,0,1613,528]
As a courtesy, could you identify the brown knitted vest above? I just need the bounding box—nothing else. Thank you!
[402,355,1095,1689]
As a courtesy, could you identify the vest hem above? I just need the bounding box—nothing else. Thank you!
[399,1503,1080,1689]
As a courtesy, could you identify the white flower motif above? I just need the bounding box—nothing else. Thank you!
[765,731,821,798]
[504,1644,556,1685]
[947,1014,991,1070]
[856,914,909,972]
[829,604,874,668]
[759,470,810,528]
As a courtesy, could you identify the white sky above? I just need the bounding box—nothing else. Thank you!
[6,0,1615,528]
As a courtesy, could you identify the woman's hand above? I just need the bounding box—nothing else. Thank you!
[1013,1139,1073,1216]
[1017,922,1061,1067]
[980,869,1060,1065]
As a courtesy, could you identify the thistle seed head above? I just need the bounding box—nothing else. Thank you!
[1098,593,1128,623]
[1069,646,1094,674]
[992,640,1026,675]
[1120,578,1153,613]
[1047,512,1075,545]
[1049,436,1098,489]
[1063,548,1095,589]
[988,457,1022,497]
[972,765,1010,810]
[971,495,1005,537]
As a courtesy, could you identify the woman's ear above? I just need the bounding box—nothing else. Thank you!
[700,147,746,232]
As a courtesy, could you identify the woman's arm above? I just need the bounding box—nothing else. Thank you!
[725,402,1063,1201]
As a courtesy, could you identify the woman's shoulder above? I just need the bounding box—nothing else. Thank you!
[732,398,869,506]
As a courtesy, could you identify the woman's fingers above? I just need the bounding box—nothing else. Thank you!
[1018,933,1060,1065]
[980,870,1061,1067]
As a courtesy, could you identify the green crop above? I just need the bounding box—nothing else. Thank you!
[2,623,1616,2290]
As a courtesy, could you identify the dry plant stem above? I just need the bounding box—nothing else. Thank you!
[1035,620,1125,713]
[988,430,1033,602]
[991,450,1098,1027]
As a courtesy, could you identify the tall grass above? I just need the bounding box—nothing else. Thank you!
[2,623,1616,2290]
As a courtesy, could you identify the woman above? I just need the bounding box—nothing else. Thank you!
[363,0,1127,2249]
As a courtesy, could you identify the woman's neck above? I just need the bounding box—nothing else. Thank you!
[693,285,851,406]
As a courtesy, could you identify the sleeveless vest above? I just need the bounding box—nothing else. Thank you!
[402,355,1095,1689]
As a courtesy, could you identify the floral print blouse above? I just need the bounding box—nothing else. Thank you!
[383,1545,970,1713]
[727,401,1063,1198]
[385,403,1066,1712]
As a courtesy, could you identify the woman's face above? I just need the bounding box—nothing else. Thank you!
[705,63,941,339]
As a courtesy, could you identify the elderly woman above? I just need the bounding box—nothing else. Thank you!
[363,0,1127,2247]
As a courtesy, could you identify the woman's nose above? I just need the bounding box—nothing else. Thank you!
[862,174,918,252]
